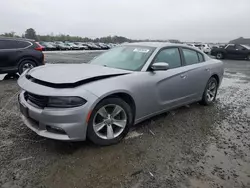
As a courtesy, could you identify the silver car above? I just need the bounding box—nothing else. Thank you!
[18,42,224,145]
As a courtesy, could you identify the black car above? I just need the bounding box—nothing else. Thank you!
[211,44,250,60]
[0,37,45,75]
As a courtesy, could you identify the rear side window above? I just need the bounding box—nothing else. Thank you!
[0,39,30,49]
[154,48,181,69]
[16,41,30,48]
[182,48,199,65]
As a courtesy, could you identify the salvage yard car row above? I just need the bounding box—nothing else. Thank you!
[38,41,117,51]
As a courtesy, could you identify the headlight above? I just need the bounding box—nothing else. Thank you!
[47,96,86,108]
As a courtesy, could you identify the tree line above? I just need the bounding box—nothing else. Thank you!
[1,28,133,43]
[1,28,179,44]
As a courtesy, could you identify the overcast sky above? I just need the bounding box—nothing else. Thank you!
[1,0,250,42]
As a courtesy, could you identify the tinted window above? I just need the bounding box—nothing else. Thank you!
[154,48,181,69]
[16,41,30,48]
[235,45,245,51]
[226,45,235,50]
[197,53,204,62]
[0,40,30,49]
[0,40,5,49]
[183,48,199,65]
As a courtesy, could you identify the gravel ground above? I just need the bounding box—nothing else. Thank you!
[0,51,249,188]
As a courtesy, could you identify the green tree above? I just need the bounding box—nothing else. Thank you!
[1,31,19,38]
[24,28,37,40]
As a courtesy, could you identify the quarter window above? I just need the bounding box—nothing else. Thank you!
[182,48,199,65]
[154,48,181,69]
[197,53,204,62]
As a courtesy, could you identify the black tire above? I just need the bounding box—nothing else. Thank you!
[87,97,133,146]
[200,77,218,106]
[18,60,37,75]
[216,52,224,59]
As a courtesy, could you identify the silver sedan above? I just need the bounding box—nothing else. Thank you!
[18,42,224,145]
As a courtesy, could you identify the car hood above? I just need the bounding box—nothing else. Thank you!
[27,63,132,86]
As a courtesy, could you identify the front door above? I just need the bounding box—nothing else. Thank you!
[147,47,191,111]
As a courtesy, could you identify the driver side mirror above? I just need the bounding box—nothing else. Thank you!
[151,62,169,71]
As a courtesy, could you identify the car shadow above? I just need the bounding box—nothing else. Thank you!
[0,73,20,81]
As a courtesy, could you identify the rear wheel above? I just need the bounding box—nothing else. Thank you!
[247,54,250,60]
[87,98,133,146]
[200,77,218,106]
[216,53,224,59]
[18,60,36,74]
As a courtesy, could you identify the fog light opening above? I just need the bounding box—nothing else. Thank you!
[46,125,66,135]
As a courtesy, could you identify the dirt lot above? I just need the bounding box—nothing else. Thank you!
[0,51,249,188]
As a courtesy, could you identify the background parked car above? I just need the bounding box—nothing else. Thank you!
[74,42,89,50]
[211,44,250,60]
[98,43,110,50]
[54,41,71,50]
[39,41,57,51]
[86,43,102,50]
[65,42,81,50]
[0,37,44,75]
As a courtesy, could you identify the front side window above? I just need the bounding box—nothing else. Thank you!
[226,45,235,50]
[90,46,155,71]
[154,48,181,69]
[235,45,245,51]
[183,48,199,65]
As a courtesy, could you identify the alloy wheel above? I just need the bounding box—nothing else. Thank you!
[93,104,127,140]
[216,53,223,59]
[22,63,34,72]
[206,80,217,102]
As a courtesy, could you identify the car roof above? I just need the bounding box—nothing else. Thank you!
[123,42,189,48]
[0,36,35,42]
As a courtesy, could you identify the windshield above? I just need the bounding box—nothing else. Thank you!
[90,46,155,71]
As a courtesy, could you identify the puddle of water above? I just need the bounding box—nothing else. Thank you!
[125,131,143,139]
[196,71,250,187]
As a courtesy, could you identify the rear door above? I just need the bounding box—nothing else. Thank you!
[0,39,12,70]
[225,45,239,59]
[180,48,211,100]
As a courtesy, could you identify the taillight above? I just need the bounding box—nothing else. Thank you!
[35,42,44,51]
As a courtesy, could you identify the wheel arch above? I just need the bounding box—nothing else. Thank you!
[18,56,39,66]
[96,91,136,122]
[211,74,220,85]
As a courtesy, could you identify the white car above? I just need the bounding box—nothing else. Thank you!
[201,44,211,54]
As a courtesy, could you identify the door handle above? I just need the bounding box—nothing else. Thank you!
[180,74,187,79]
[205,68,210,71]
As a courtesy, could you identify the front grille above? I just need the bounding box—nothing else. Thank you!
[25,92,48,108]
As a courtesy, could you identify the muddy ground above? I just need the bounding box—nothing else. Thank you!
[0,51,249,188]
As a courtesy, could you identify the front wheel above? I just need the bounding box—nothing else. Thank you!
[200,77,218,106]
[216,52,224,59]
[87,98,133,146]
